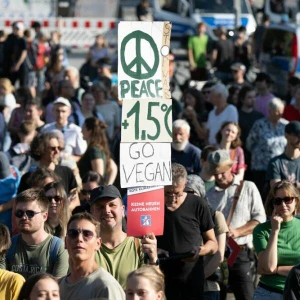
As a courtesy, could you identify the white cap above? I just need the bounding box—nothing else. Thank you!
[53,97,71,107]
[14,22,24,30]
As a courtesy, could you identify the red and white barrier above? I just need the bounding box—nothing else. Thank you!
[0,17,117,48]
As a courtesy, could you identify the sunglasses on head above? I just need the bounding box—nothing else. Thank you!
[272,197,294,206]
[47,196,62,203]
[67,228,95,240]
[80,189,91,196]
[15,210,44,219]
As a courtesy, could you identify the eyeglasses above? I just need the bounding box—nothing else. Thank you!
[15,210,44,219]
[49,146,62,152]
[80,189,91,196]
[272,197,295,206]
[164,192,183,199]
[67,228,95,240]
[47,196,62,203]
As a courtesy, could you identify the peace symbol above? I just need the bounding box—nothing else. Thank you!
[120,30,159,80]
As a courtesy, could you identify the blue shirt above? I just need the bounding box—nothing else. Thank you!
[171,142,201,174]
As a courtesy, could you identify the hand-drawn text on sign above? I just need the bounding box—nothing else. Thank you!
[118,21,172,100]
[120,142,171,188]
[121,99,172,142]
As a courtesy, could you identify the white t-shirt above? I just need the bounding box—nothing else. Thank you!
[206,104,238,145]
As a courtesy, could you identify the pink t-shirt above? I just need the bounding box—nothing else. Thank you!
[230,146,247,174]
[255,93,274,117]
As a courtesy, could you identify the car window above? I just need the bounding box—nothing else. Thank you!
[262,28,294,57]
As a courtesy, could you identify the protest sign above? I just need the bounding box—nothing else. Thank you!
[118,21,172,100]
[127,186,164,236]
[120,142,171,188]
[121,98,172,142]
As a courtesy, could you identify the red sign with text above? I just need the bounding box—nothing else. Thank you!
[127,187,164,237]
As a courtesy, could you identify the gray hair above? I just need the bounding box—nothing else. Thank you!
[268,97,285,111]
[171,163,187,186]
[210,82,229,100]
[172,119,191,134]
[65,66,79,88]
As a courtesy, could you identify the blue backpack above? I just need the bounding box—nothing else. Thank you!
[6,234,63,267]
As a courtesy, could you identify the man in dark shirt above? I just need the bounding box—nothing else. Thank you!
[4,22,28,86]
[211,26,234,84]
[157,163,217,300]
[267,121,300,189]
[136,0,152,21]
[171,119,201,174]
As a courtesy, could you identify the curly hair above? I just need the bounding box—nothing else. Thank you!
[30,132,59,161]
[84,117,111,175]
[215,121,242,149]
[265,181,300,217]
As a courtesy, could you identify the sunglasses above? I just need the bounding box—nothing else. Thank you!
[67,229,95,240]
[47,196,62,203]
[80,189,91,196]
[15,210,44,219]
[272,197,294,206]
[49,146,63,151]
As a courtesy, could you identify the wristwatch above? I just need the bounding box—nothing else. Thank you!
[148,258,160,266]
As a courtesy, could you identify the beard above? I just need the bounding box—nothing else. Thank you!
[172,140,188,151]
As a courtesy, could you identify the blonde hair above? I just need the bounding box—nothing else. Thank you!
[0,78,14,94]
[265,180,300,217]
[126,265,166,300]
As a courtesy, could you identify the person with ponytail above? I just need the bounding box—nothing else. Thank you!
[78,116,117,184]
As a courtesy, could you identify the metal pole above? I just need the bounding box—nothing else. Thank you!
[234,0,241,29]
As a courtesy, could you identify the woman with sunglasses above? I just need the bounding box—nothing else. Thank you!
[253,181,300,299]
[44,181,71,239]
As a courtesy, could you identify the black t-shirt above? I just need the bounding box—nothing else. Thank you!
[238,109,264,146]
[157,193,214,300]
[267,153,300,182]
[4,33,27,66]
[214,39,234,72]
[18,165,77,194]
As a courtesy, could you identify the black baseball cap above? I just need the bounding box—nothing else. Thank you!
[90,185,122,205]
[285,121,300,135]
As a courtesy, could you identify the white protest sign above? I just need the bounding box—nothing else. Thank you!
[120,143,171,188]
[118,21,172,100]
[121,98,172,142]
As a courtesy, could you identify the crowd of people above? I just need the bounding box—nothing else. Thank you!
[1,9,300,300]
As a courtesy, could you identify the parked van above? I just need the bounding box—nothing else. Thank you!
[259,24,299,98]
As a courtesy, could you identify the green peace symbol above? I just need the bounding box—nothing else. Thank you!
[120,30,159,80]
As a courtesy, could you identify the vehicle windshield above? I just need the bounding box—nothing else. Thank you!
[194,0,249,14]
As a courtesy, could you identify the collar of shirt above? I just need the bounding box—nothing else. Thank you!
[214,174,240,192]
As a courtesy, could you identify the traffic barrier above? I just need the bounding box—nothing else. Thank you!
[0,17,117,49]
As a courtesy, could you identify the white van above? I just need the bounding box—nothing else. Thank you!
[259,24,300,98]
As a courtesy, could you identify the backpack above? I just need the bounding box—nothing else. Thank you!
[6,234,63,267]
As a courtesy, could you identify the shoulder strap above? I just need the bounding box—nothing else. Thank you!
[226,180,244,227]
[50,236,63,266]
[6,234,21,262]
[134,237,141,256]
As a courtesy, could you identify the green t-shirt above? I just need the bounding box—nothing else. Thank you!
[253,218,300,291]
[77,145,107,179]
[95,237,144,289]
[5,234,69,279]
[188,34,209,68]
